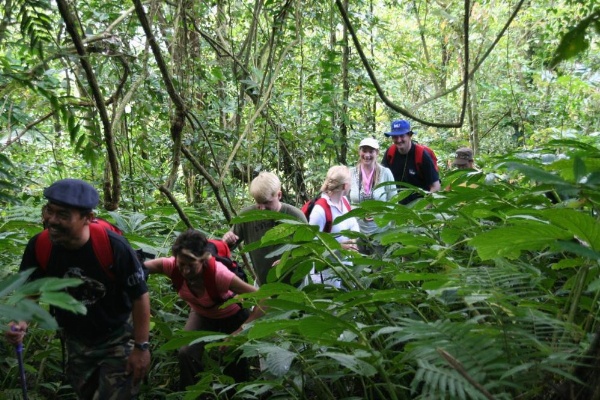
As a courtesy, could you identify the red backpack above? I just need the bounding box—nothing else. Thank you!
[35,217,123,279]
[386,143,439,177]
[301,196,352,233]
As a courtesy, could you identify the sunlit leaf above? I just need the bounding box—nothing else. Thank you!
[39,292,86,314]
[0,269,34,299]
[470,223,571,260]
[318,352,377,376]
[247,320,299,340]
[264,347,296,377]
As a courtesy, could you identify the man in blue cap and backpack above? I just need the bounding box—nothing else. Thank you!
[381,119,441,205]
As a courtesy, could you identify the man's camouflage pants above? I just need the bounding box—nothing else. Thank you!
[65,326,139,400]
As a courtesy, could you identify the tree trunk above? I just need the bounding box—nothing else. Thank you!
[338,0,349,165]
[468,79,480,155]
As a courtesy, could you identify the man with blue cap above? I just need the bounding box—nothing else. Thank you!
[5,178,151,399]
[381,120,441,204]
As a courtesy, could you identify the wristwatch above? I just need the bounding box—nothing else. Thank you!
[134,341,150,351]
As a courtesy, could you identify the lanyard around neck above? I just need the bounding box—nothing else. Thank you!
[361,166,375,195]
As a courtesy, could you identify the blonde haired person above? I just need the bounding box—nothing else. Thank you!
[249,170,281,203]
[308,165,360,287]
[223,171,307,286]
[349,137,397,254]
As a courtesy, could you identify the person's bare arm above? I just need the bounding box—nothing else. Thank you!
[126,293,151,384]
[229,276,257,295]
[144,258,165,275]
[228,277,265,335]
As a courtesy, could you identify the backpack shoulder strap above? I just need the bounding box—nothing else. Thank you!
[414,143,424,176]
[92,217,123,235]
[34,229,52,270]
[171,265,185,292]
[202,257,221,304]
[89,223,115,280]
[386,145,397,166]
[342,196,351,212]
[34,224,115,279]
[314,197,333,233]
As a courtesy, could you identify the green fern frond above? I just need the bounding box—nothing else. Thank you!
[413,359,506,400]
[17,0,54,58]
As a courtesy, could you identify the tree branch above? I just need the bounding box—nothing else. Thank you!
[1,112,54,152]
[181,146,232,223]
[218,34,299,186]
[56,0,121,210]
[132,0,187,191]
[437,348,496,400]
[131,0,186,112]
[414,0,525,108]
[158,185,193,229]
[334,0,468,128]
[187,12,307,195]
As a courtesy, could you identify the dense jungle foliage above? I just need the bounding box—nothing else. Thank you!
[1,0,600,398]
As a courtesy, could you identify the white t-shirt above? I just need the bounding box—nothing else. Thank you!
[308,193,360,241]
[308,193,359,287]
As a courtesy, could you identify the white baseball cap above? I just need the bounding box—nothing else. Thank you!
[359,137,379,150]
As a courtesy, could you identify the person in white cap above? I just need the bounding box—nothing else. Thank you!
[349,137,397,255]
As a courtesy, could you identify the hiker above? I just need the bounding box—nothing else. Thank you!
[222,171,307,286]
[5,179,151,399]
[445,147,480,191]
[144,229,264,389]
[348,137,397,255]
[381,119,440,204]
[453,147,475,170]
[307,165,359,287]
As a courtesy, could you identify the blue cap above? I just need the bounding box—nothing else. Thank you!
[385,120,413,137]
[43,179,99,209]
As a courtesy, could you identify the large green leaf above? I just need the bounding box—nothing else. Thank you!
[540,209,600,251]
[549,10,600,68]
[10,277,82,301]
[469,222,571,260]
[247,319,299,340]
[317,352,378,377]
[38,291,86,314]
[0,298,58,329]
[297,316,347,341]
[238,343,298,378]
[264,347,297,377]
[0,269,34,299]
[504,162,572,187]
[161,330,227,351]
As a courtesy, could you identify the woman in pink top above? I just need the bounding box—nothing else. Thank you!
[144,229,263,390]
